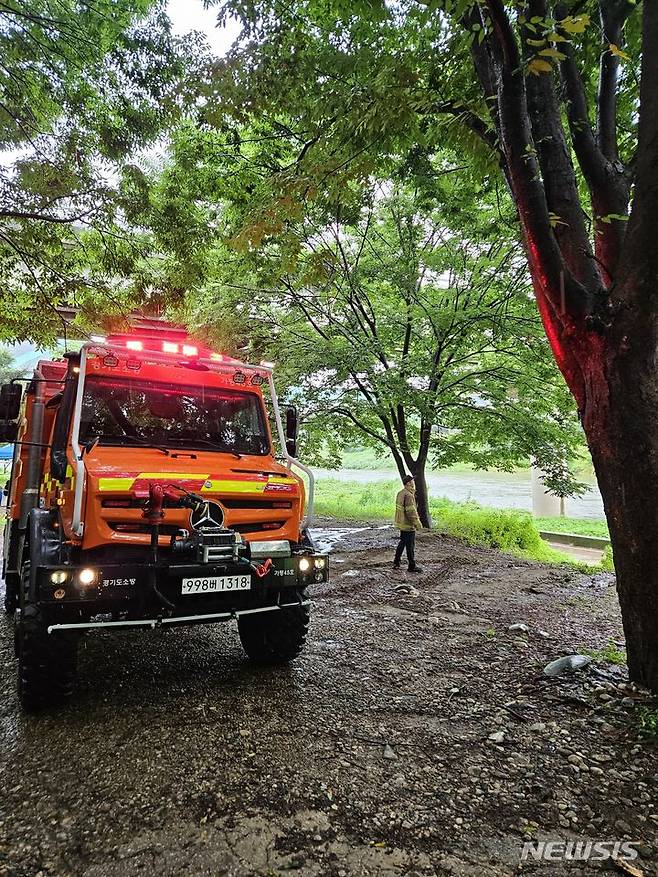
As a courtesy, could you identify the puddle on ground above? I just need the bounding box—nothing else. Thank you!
[310,527,370,553]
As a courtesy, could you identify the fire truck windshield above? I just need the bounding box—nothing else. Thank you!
[78,375,270,456]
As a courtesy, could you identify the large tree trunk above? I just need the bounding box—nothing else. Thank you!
[410,463,433,529]
[475,0,658,690]
[581,308,658,691]
[581,0,658,691]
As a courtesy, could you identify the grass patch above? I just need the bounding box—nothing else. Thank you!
[637,707,658,740]
[337,445,597,479]
[315,478,401,520]
[534,516,609,539]
[600,544,614,572]
[583,639,627,666]
[314,478,596,567]
[340,448,397,471]
[338,448,513,474]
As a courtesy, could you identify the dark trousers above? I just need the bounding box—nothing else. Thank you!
[394,530,416,569]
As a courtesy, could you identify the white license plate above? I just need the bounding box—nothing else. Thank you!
[181,574,251,595]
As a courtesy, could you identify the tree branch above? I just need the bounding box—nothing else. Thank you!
[474,0,597,402]
[597,0,633,161]
[556,3,632,285]
[521,0,601,290]
[434,100,498,152]
[0,208,93,224]
[616,0,658,303]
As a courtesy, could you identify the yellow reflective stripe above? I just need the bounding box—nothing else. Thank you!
[201,480,266,494]
[97,473,297,493]
[137,472,210,481]
[65,464,74,479]
[99,477,135,492]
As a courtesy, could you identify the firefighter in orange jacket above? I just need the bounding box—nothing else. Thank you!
[393,474,423,572]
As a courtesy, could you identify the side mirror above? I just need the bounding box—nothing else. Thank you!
[0,423,17,442]
[285,406,298,458]
[0,384,21,442]
[0,384,21,421]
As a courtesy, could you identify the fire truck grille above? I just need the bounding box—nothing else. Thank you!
[108,521,285,535]
[102,498,292,510]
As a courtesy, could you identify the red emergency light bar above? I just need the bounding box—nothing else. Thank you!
[100,334,203,358]
[87,335,263,377]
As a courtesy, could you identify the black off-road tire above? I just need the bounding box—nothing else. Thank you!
[16,621,78,712]
[16,559,78,710]
[238,591,310,665]
[3,579,17,615]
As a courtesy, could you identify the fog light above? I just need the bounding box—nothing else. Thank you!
[299,557,311,572]
[50,570,68,584]
[78,568,97,586]
[314,557,326,569]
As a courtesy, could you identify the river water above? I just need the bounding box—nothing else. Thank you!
[315,467,605,520]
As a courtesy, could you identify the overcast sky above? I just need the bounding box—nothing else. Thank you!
[167,0,240,55]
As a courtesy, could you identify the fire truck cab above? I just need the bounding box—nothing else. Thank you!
[0,331,327,710]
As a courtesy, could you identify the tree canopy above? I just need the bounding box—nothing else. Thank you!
[145,132,583,523]
[190,0,658,691]
[0,0,200,343]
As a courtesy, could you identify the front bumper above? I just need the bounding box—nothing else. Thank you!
[46,594,311,634]
[34,553,327,631]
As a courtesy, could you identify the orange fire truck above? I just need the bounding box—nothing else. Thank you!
[0,330,327,710]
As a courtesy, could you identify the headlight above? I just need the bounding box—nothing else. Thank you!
[298,558,311,572]
[314,557,326,569]
[50,570,68,584]
[78,568,97,586]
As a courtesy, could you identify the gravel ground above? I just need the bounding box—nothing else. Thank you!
[1,520,657,877]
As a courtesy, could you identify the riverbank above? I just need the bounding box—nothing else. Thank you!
[314,479,611,571]
[315,466,605,520]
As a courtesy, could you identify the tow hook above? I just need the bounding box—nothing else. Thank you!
[254,558,273,578]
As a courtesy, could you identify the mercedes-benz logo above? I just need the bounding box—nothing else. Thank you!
[189,500,225,531]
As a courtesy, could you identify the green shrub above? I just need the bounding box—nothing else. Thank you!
[600,544,614,572]
[637,707,658,739]
[434,502,539,551]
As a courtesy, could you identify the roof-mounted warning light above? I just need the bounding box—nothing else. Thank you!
[94,336,251,373]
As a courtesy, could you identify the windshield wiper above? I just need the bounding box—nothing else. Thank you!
[122,436,172,456]
[160,436,243,458]
[92,434,171,456]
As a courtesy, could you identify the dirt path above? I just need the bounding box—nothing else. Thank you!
[0,520,656,876]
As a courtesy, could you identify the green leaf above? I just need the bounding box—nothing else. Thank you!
[559,14,591,34]
[528,58,554,75]
[539,47,567,60]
